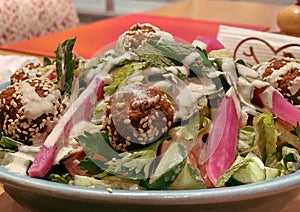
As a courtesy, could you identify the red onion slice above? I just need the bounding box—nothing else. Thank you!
[28,76,104,177]
[205,91,239,186]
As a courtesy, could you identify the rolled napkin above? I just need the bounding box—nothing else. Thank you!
[0,55,39,85]
[217,25,300,65]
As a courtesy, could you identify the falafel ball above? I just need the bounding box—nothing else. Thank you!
[118,23,174,51]
[258,57,300,105]
[102,83,175,152]
[0,77,63,144]
[10,62,42,84]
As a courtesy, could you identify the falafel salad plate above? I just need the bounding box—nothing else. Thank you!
[1,23,300,191]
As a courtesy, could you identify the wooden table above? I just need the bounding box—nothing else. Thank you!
[0,0,298,211]
[145,0,285,32]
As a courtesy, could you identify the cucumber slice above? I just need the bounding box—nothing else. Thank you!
[147,142,187,190]
[73,175,143,190]
[168,162,206,190]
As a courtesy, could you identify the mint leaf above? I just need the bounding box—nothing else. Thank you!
[54,38,78,97]
[136,36,217,78]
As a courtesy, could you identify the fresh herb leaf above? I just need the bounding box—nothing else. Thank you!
[47,173,72,184]
[135,37,176,67]
[105,136,168,180]
[137,36,217,78]
[43,57,53,66]
[75,131,118,160]
[54,38,78,97]
[0,131,19,152]
[77,157,106,175]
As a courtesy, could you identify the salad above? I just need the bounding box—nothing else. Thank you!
[1,23,300,191]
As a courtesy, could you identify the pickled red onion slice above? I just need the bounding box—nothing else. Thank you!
[28,76,104,178]
[254,86,300,127]
[205,91,239,186]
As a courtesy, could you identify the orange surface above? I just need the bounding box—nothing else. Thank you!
[0,13,267,59]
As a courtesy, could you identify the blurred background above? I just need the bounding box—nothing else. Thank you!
[74,0,296,23]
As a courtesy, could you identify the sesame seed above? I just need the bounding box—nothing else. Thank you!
[142,122,148,129]
[116,102,125,108]
[11,100,18,108]
[123,119,131,125]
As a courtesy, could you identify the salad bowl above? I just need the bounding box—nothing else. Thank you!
[1,166,300,212]
[1,23,300,212]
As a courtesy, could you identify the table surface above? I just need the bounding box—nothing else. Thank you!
[0,0,299,211]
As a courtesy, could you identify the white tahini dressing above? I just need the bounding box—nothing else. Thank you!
[289,76,300,95]
[20,82,60,120]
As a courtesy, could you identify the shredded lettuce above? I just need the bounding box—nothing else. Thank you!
[103,62,145,96]
[176,112,201,141]
[238,126,256,155]
[253,112,280,167]
[278,146,300,174]
[216,152,280,187]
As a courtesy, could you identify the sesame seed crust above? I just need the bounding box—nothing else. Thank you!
[121,23,156,51]
[102,83,174,152]
[10,62,42,84]
[0,77,63,144]
[261,57,300,105]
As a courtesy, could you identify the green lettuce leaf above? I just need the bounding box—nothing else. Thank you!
[176,112,201,141]
[278,146,300,175]
[216,153,270,187]
[238,126,256,155]
[253,112,280,167]
[103,62,145,96]
[275,121,300,151]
